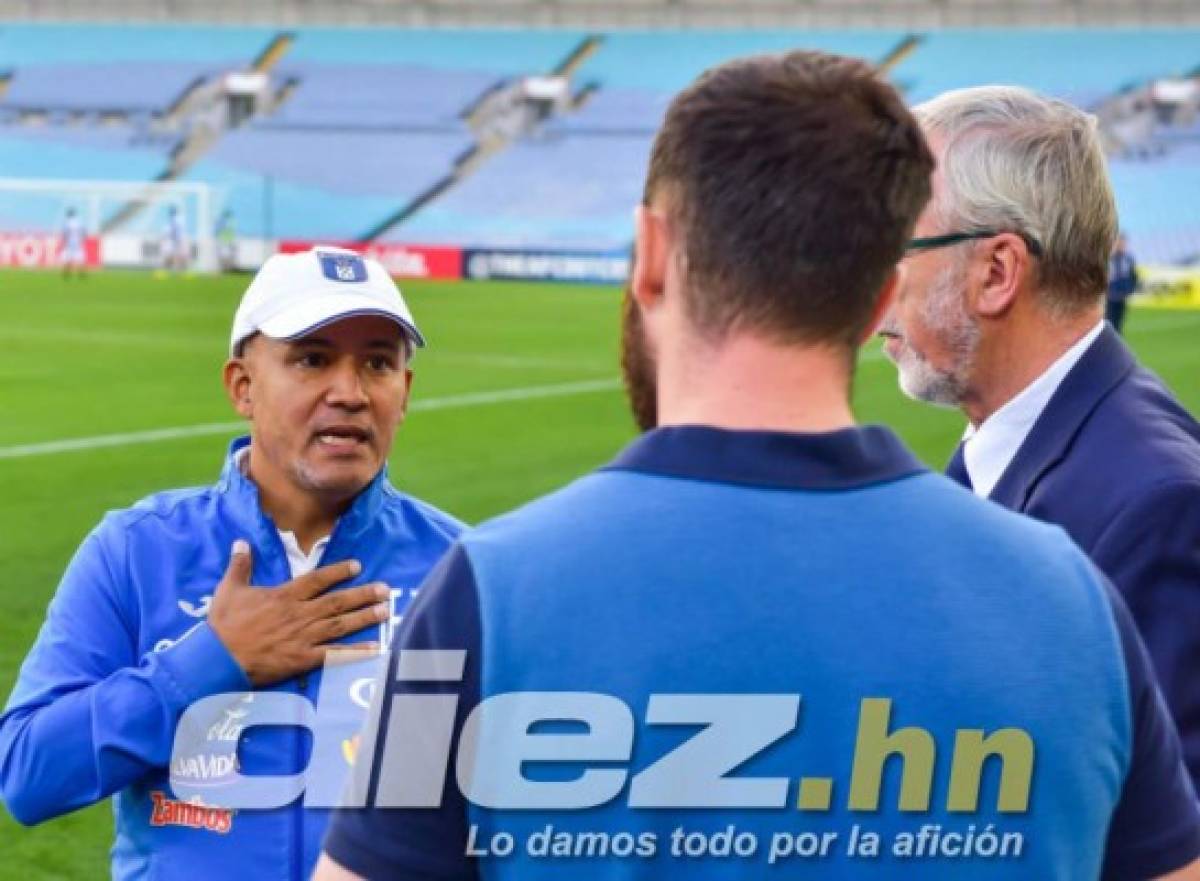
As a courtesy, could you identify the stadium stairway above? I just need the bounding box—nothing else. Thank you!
[252,32,295,74]
[102,31,298,234]
[554,34,605,79]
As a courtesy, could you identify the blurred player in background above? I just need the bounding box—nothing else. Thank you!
[0,247,463,880]
[318,53,1200,881]
[1107,232,1140,334]
[880,85,1200,793]
[59,206,86,280]
[217,209,238,273]
[159,203,190,276]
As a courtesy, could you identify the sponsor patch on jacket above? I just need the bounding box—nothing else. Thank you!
[149,791,234,834]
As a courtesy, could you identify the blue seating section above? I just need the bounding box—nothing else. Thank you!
[5,62,225,113]
[0,129,165,179]
[387,27,1200,256]
[1111,144,1200,264]
[181,158,402,241]
[894,29,1200,107]
[391,134,650,250]
[263,64,501,130]
[574,30,903,93]
[0,24,1198,259]
[0,24,271,67]
[206,127,472,197]
[283,28,580,74]
[187,128,473,238]
[546,89,671,135]
[0,132,166,231]
[0,123,177,154]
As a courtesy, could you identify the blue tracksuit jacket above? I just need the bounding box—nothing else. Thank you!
[0,436,463,880]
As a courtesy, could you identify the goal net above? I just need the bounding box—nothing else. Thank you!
[0,178,216,271]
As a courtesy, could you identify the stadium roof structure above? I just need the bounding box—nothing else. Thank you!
[1,0,1198,28]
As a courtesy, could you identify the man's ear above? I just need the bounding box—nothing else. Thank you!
[396,367,414,424]
[223,357,253,420]
[972,233,1030,318]
[630,205,671,313]
[859,264,903,345]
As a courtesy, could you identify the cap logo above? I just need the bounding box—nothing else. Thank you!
[319,253,367,283]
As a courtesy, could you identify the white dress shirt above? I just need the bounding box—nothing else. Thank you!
[962,320,1105,499]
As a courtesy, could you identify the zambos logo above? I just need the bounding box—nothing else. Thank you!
[149,791,234,834]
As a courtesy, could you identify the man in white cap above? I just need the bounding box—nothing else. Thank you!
[0,247,464,880]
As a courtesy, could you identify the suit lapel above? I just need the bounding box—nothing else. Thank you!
[988,324,1136,511]
[945,442,972,490]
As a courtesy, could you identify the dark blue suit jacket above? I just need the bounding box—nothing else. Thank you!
[948,324,1200,792]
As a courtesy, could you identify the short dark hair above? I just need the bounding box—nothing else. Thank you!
[644,50,934,348]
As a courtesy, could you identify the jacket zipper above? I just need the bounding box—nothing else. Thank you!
[259,524,308,881]
[292,519,349,881]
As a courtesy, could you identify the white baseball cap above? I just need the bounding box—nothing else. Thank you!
[230,246,425,355]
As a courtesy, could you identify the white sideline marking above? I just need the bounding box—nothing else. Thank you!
[2,311,1192,462]
[0,378,622,461]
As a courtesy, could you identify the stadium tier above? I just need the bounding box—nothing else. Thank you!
[258,64,504,130]
[184,128,476,239]
[541,88,670,135]
[0,23,1198,262]
[0,23,270,66]
[202,128,474,198]
[572,29,902,92]
[2,62,230,115]
[1111,144,1200,265]
[897,29,1200,106]
[280,27,580,71]
[389,134,652,250]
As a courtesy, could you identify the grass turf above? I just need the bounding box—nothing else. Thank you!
[0,268,1197,877]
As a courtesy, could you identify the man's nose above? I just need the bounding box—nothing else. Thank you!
[325,359,369,409]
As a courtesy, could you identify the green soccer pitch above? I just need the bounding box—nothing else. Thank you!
[1,268,1197,877]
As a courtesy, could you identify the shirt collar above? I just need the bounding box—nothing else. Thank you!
[603,424,925,491]
[217,435,389,543]
[962,319,1105,498]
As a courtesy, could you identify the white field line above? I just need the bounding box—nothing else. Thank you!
[0,327,613,370]
[0,378,622,461]
[2,311,1193,461]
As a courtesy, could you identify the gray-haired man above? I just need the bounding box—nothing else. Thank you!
[880,85,1200,802]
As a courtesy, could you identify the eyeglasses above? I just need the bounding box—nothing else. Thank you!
[905,230,1044,258]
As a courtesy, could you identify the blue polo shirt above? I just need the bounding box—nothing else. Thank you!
[325,425,1200,880]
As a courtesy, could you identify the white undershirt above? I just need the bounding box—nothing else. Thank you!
[235,448,331,577]
[962,320,1104,499]
[277,531,330,578]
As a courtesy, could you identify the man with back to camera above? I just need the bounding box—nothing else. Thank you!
[315,54,1200,880]
[0,246,464,879]
[878,85,1200,793]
